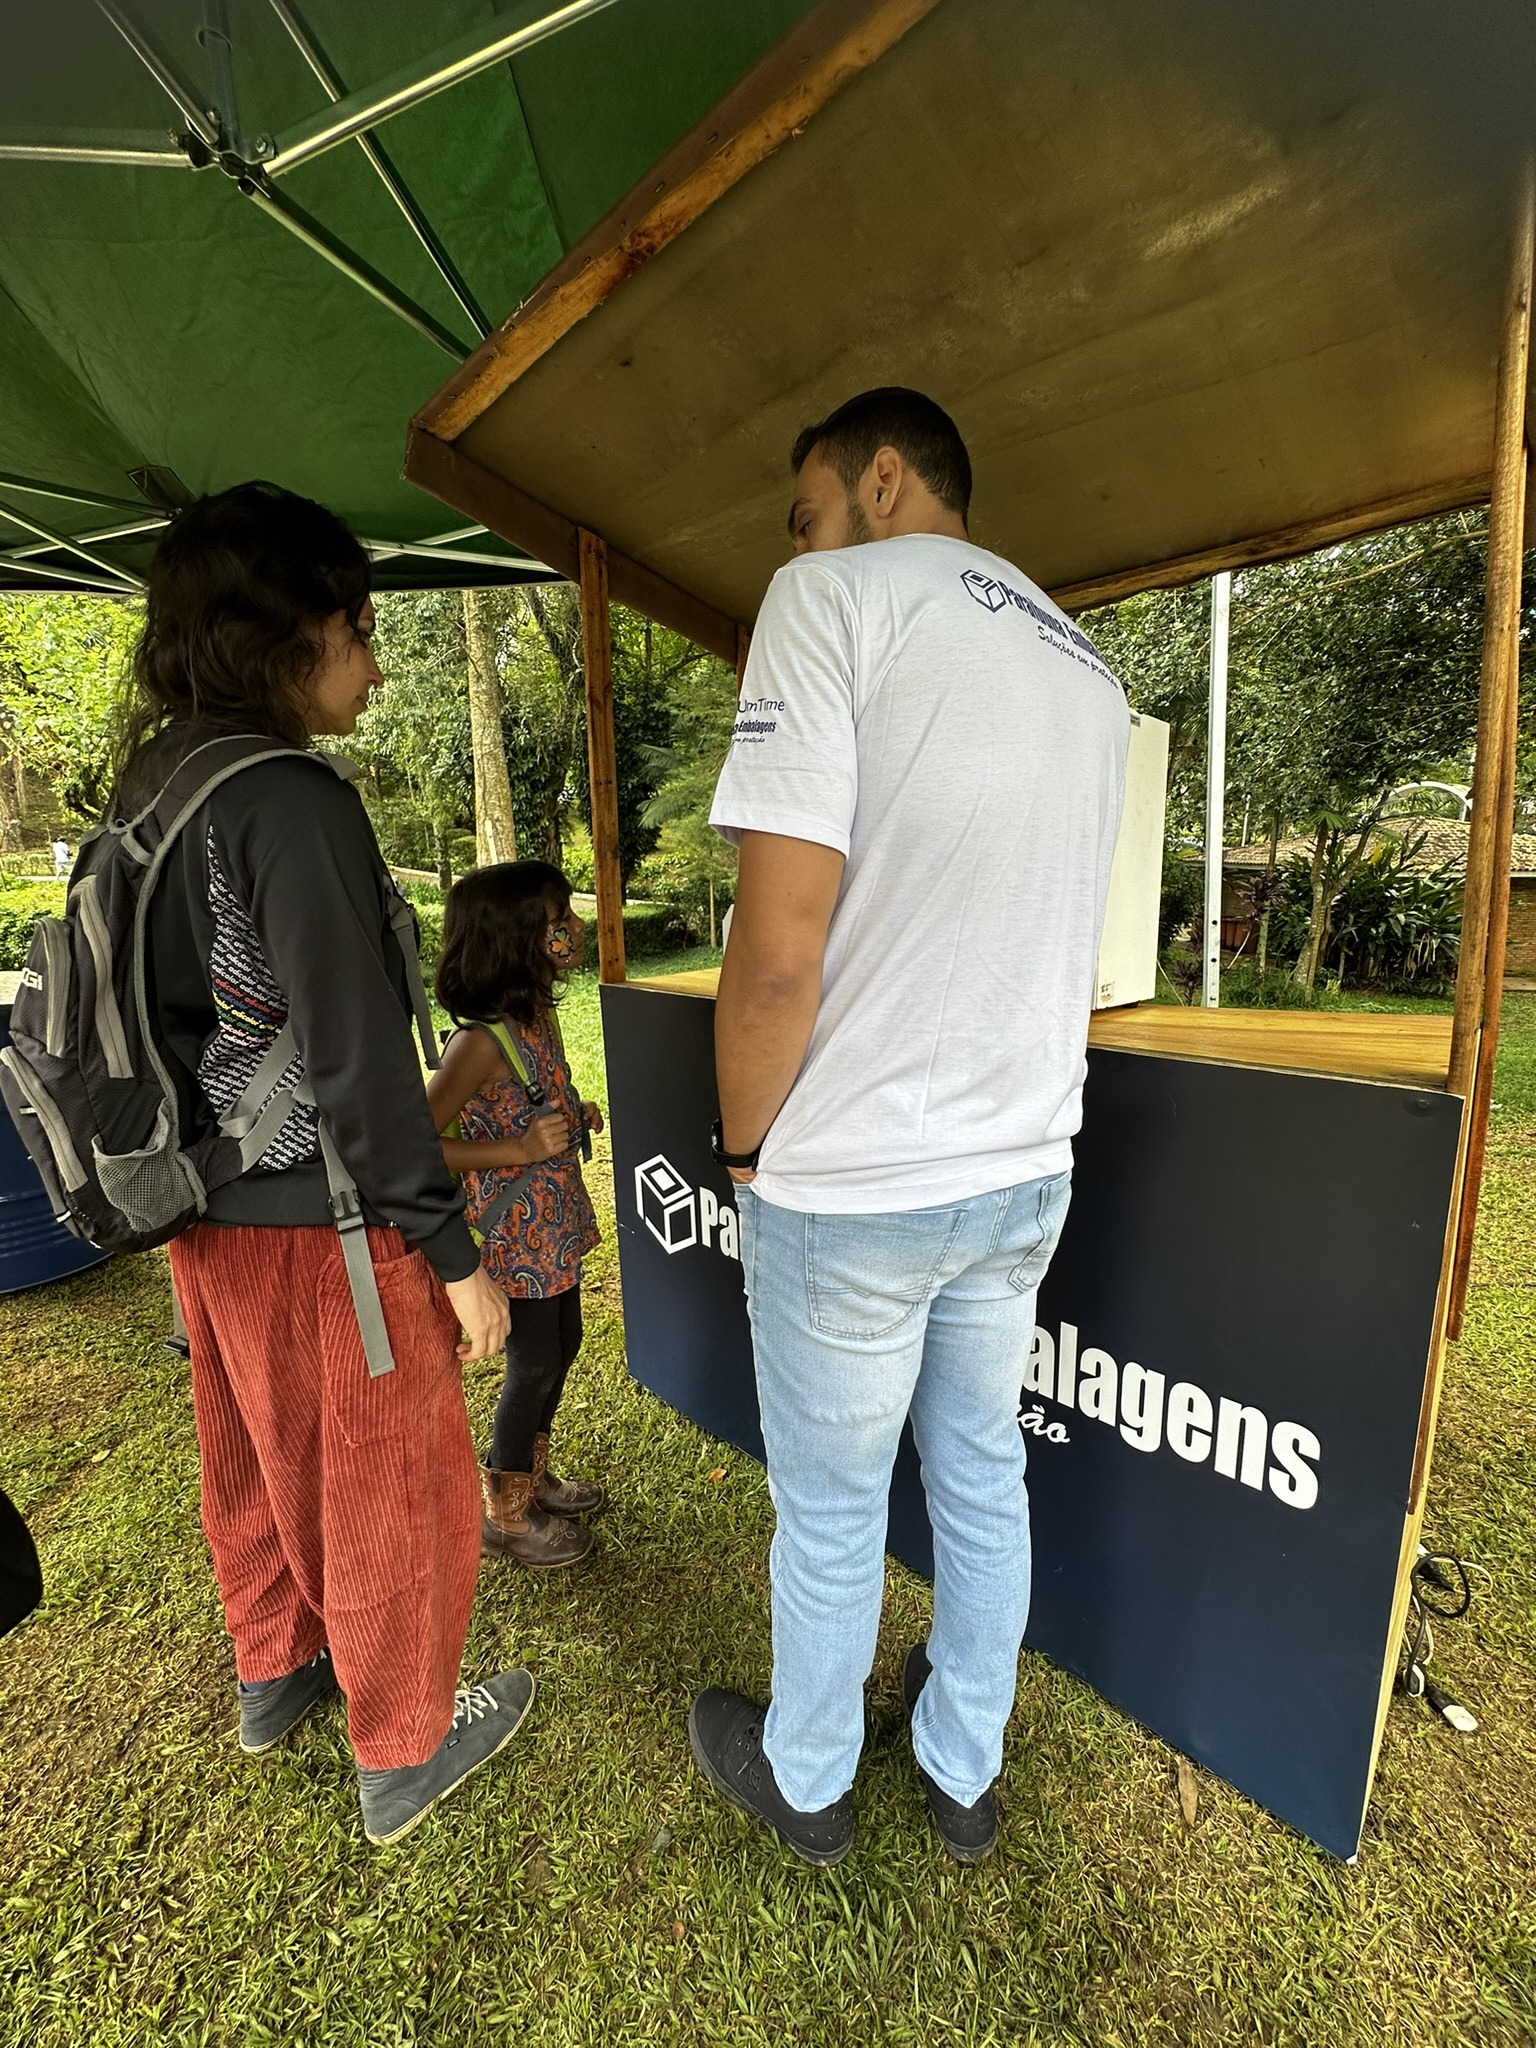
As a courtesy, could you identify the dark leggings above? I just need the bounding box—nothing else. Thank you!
[489,1287,584,1473]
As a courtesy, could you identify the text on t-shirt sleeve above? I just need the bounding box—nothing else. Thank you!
[709,559,859,856]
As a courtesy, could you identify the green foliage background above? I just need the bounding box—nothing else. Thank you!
[0,509,1528,980]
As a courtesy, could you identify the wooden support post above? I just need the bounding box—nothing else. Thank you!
[1449,483,1530,1332]
[1448,171,1534,1105]
[579,528,626,984]
[1445,171,1534,1334]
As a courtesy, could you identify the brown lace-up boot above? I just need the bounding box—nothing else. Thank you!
[479,1463,594,1568]
[533,1432,608,1520]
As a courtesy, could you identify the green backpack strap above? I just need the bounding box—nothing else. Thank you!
[476,1017,531,1089]
[441,1019,542,1248]
[441,1019,532,1142]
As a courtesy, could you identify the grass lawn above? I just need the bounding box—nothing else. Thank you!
[2,969,1534,2047]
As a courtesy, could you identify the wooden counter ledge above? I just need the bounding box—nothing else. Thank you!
[625,972,1454,1091]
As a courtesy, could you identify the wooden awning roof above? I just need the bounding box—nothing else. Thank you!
[408,0,1535,653]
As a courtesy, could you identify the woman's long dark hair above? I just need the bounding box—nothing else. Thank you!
[118,480,370,766]
[436,861,574,1027]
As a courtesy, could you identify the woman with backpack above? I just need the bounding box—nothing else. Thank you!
[112,483,532,1846]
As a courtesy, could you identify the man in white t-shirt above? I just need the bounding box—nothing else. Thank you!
[688,389,1129,1867]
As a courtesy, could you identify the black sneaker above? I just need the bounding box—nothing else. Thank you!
[902,1643,999,1863]
[358,1670,535,1846]
[688,1689,854,1867]
[238,1647,338,1754]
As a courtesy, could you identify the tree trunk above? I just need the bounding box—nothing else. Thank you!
[0,750,19,850]
[1293,828,1333,990]
[463,590,517,868]
[434,819,453,896]
[708,873,716,949]
[1257,909,1269,978]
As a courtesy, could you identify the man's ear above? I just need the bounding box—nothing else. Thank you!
[869,445,904,518]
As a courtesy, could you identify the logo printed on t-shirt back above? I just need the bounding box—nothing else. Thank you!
[960,569,1119,686]
[961,569,1010,613]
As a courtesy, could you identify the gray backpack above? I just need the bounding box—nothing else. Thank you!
[0,733,440,1378]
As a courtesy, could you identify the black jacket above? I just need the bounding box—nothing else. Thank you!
[119,726,477,1284]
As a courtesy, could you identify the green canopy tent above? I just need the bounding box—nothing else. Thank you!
[0,0,820,594]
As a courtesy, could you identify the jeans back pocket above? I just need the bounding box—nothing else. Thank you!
[807,1207,967,1340]
[1007,1172,1073,1295]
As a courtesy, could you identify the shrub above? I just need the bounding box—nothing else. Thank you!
[629,844,734,946]
[0,882,66,971]
[410,897,445,977]
[621,902,693,960]
[1159,849,1204,949]
[1266,846,1461,992]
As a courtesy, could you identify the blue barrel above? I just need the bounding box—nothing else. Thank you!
[0,1002,111,1293]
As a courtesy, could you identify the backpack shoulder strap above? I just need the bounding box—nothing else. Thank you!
[477,1018,531,1087]
[439,1019,531,1145]
[383,879,441,1071]
[115,733,307,867]
[448,1017,531,1088]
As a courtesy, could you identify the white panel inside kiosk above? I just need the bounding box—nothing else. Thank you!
[1094,712,1170,1011]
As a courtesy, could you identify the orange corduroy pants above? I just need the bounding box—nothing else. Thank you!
[169,1222,480,1770]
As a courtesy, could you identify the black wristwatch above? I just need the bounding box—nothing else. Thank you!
[711,1118,761,1170]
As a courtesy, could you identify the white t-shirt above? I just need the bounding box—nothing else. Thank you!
[710,532,1129,1214]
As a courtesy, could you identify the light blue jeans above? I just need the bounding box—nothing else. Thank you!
[737,1171,1072,1812]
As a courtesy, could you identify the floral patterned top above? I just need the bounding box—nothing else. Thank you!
[456,1012,599,1299]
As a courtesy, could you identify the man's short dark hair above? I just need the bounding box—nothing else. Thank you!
[790,387,972,520]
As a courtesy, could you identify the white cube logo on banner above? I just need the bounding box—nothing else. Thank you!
[634,1154,741,1262]
[635,1154,697,1253]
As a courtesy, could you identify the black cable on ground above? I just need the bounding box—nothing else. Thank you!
[1396,1546,1479,1733]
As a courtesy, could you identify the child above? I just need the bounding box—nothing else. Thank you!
[429,861,605,1569]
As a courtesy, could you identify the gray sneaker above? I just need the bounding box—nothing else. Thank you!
[238,1647,337,1754]
[358,1670,535,1846]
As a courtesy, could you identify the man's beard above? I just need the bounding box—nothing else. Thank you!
[843,493,873,545]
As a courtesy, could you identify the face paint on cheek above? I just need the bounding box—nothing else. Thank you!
[546,922,577,963]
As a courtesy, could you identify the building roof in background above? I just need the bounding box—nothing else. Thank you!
[1223,819,1536,879]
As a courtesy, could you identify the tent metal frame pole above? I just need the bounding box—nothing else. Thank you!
[0,474,160,517]
[1201,570,1231,1008]
[237,176,469,359]
[359,538,543,572]
[197,0,249,163]
[94,1,217,148]
[0,497,145,591]
[267,0,490,339]
[88,0,474,360]
[0,557,134,594]
[0,137,188,168]
[263,0,622,176]
[364,523,488,563]
[0,516,167,565]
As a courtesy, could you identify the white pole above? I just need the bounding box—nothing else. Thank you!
[1203,571,1231,1008]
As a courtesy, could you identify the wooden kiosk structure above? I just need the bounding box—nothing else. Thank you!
[404,0,1534,1856]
